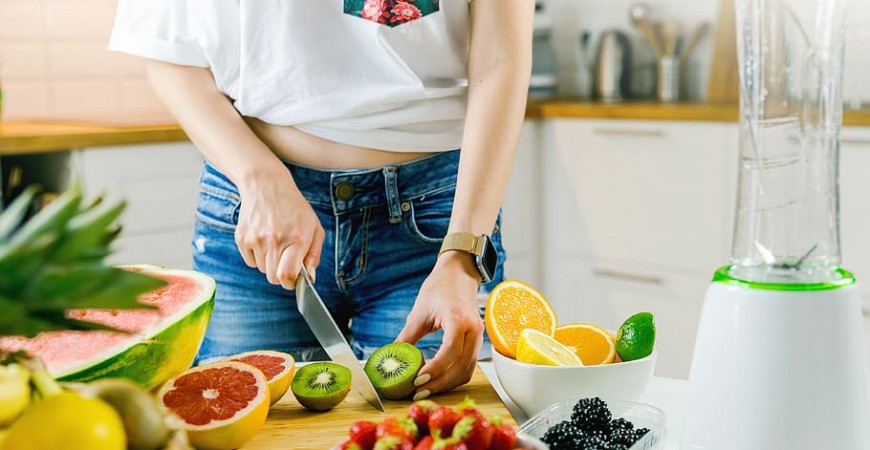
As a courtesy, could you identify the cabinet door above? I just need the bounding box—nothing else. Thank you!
[72,143,202,236]
[110,230,194,269]
[544,119,736,273]
[501,120,542,286]
[547,256,707,379]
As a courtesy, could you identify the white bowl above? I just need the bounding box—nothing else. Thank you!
[492,346,657,418]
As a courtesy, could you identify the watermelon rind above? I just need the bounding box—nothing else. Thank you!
[53,265,215,390]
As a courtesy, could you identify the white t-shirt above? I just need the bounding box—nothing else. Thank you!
[109,0,471,152]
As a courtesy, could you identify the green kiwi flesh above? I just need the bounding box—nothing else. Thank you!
[291,362,351,411]
[364,342,424,400]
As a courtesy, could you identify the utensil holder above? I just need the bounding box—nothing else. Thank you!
[657,55,680,103]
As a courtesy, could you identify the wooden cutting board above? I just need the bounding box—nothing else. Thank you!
[242,365,514,449]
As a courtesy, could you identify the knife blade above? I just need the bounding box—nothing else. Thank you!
[296,267,385,412]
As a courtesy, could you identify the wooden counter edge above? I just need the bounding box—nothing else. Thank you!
[0,123,188,156]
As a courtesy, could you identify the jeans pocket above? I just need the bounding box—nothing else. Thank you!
[195,173,242,234]
[404,184,454,246]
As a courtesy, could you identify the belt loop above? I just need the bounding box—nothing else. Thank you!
[383,167,402,223]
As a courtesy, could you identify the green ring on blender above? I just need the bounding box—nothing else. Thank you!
[712,266,856,291]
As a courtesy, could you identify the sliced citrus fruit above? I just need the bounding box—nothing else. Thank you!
[554,323,617,366]
[225,350,295,405]
[157,361,269,450]
[516,329,583,367]
[484,280,558,358]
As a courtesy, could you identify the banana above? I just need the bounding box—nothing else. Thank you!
[0,364,31,427]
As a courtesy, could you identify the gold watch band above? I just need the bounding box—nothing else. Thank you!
[439,232,485,257]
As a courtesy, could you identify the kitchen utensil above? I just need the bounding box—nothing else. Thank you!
[295,267,385,412]
[520,397,666,450]
[637,19,664,57]
[628,3,652,28]
[660,20,681,57]
[595,30,633,102]
[656,55,679,103]
[679,22,710,62]
[492,345,656,418]
[683,0,870,448]
[530,2,557,97]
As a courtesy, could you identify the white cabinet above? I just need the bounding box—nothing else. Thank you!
[501,121,542,287]
[540,119,739,379]
[71,143,203,269]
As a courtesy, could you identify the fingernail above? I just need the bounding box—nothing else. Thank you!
[307,265,316,283]
[413,390,431,401]
[414,374,430,386]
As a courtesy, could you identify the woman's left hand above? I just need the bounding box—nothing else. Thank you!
[396,252,484,400]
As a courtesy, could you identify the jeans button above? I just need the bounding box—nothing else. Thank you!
[335,182,355,200]
[401,201,411,212]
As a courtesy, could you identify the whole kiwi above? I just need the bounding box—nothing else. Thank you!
[364,342,424,400]
[79,378,171,450]
[291,362,352,411]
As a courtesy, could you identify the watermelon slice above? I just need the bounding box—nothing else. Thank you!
[0,265,215,390]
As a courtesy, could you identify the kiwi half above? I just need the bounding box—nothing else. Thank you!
[364,342,424,400]
[290,362,351,411]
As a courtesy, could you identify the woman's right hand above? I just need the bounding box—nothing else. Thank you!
[234,169,325,290]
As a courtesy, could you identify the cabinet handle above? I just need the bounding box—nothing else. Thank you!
[592,128,666,138]
[592,268,664,285]
[842,139,870,146]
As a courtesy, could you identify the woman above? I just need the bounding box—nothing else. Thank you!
[109,0,533,400]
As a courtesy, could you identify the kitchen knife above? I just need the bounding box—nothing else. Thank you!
[296,267,385,412]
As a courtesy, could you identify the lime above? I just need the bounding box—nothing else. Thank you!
[616,312,656,361]
[2,391,126,450]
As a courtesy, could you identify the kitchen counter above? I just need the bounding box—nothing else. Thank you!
[3,101,869,155]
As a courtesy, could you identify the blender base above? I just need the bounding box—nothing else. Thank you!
[682,276,870,449]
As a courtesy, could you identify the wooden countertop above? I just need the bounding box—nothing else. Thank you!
[0,121,188,156]
[2,101,869,155]
[242,366,513,450]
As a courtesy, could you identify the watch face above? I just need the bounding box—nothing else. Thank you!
[478,235,498,282]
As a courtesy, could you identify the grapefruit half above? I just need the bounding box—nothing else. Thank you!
[225,350,295,405]
[157,361,269,450]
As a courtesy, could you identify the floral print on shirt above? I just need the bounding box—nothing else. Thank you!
[344,0,440,27]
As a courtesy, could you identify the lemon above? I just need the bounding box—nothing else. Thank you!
[516,329,584,366]
[2,391,126,450]
[616,312,656,361]
[0,364,31,426]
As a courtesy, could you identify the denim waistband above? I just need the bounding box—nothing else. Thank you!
[203,150,459,217]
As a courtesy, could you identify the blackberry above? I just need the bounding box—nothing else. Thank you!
[571,397,612,432]
[610,417,634,432]
[610,428,637,446]
[580,435,610,450]
[542,420,586,450]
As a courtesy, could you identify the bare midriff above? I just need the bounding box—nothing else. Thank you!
[246,118,435,170]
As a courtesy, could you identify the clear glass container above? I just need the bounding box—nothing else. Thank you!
[519,397,666,450]
[730,0,850,283]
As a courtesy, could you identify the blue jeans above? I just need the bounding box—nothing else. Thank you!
[192,150,505,363]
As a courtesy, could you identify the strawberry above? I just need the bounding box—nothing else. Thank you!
[486,415,516,450]
[454,397,486,423]
[337,440,364,450]
[413,436,435,450]
[428,405,462,439]
[373,436,414,450]
[349,420,378,450]
[450,415,492,450]
[376,416,419,442]
[407,399,438,436]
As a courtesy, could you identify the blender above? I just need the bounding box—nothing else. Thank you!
[682,0,870,448]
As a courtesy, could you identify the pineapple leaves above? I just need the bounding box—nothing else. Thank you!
[0,185,40,242]
[0,184,167,338]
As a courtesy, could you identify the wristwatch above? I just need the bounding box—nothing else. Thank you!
[439,232,498,283]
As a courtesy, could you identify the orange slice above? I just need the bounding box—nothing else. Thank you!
[157,361,269,450]
[225,350,295,405]
[554,323,617,365]
[484,280,557,358]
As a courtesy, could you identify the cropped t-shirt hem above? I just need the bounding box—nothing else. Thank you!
[108,30,209,68]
